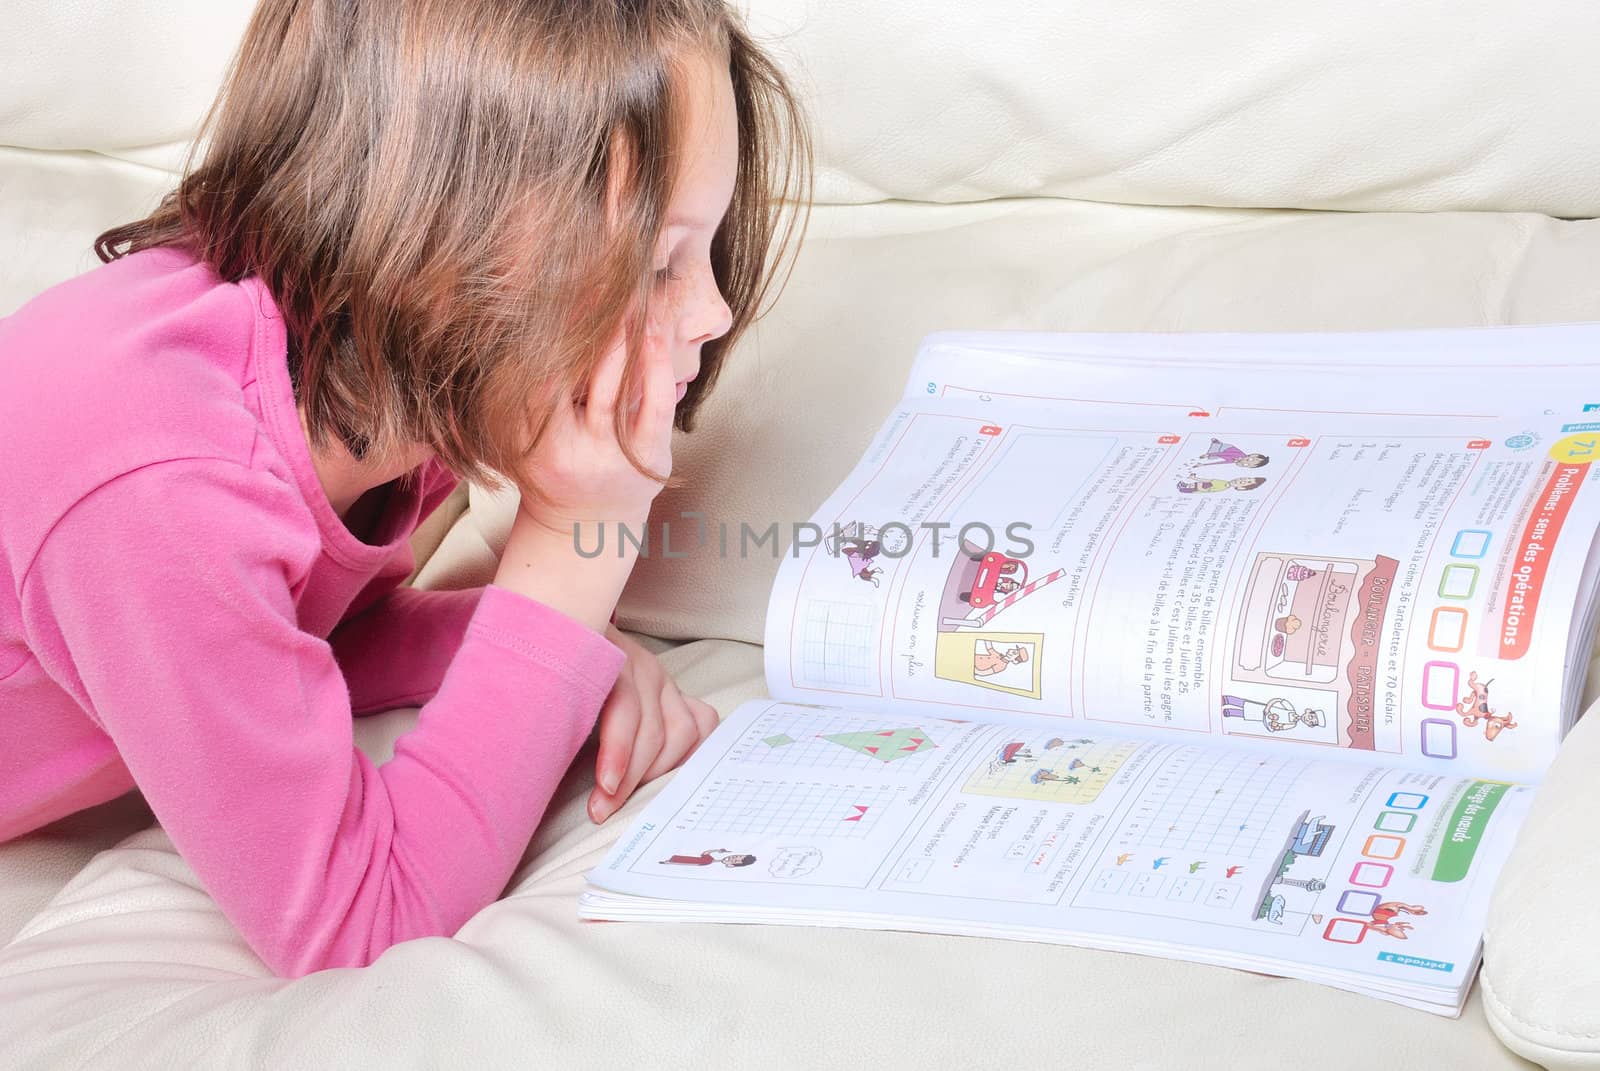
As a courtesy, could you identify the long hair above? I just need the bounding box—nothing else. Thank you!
[96,0,810,503]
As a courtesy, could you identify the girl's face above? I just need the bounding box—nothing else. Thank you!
[647,54,739,403]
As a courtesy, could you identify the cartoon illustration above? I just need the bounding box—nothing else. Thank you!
[842,540,883,587]
[931,538,1064,699]
[1228,552,1401,749]
[1225,865,1243,879]
[820,727,938,763]
[1153,857,1171,870]
[1288,814,1335,857]
[996,741,1033,766]
[824,522,908,590]
[1363,902,1428,940]
[960,576,1021,601]
[659,848,757,868]
[964,738,1138,804]
[1188,861,1206,874]
[1456,671,1518,741]
[1251,812,1336,928]
[1193,439,1270,469]
[973,639,1030,678]
[1177,475,1266,494]
[937,541,1067,624]
[1116,853,1134,866]
[823,521,910,558]
[1220,694,1326,733]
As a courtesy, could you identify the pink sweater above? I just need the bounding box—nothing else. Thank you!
[0,247,625,976]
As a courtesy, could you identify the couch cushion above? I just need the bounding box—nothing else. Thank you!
[1482,647,1600,1069]
[0,637,1539,1070]
[747,0,1600,214]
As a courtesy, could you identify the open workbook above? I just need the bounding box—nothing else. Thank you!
[581,324,1600,1015]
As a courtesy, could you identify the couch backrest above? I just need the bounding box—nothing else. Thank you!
[747,0,1600,216]
[5,0,1598,313]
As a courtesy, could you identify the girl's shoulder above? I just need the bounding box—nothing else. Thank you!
[0,247,295,564]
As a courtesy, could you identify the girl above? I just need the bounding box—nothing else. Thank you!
[0,0,809,978]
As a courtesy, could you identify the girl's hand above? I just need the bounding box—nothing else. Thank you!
[587,626,719,823]
[493,331,675,632]
[517,329,677,532]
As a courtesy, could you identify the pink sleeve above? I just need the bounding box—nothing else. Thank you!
[18,459,624,978]
[330,585,485,715]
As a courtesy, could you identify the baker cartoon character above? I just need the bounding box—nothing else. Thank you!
[973,639,1029,677]
[1220,695,1325,733]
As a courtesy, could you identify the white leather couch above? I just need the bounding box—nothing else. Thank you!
[3,3,1598,1067]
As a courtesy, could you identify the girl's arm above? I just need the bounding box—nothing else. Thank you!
[19,458,624,978]
[328,584,484,715]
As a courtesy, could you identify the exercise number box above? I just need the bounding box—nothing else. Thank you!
[1450,530,1492,559]
[1350,861,1395,888]
[1427,607,1468,652]
[1323,918,1369,945]
[1375,811,1417,833]
[1421,662,1460,710]
[1363,834,1406,860]
[1438,564,1479,599]
[1337,890,1382,916]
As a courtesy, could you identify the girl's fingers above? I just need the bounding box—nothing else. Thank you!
[584,333,631,435]
[688,696,720,741]
[593,673,640,799]
[641,689,706,782]
[630,334,678,446]
[596,683,664,821]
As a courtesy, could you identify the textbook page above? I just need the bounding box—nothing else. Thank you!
[904,325,1600,420]
[905,326,1600,741]
[763,391,1600,782]
[584,700,1531,1015]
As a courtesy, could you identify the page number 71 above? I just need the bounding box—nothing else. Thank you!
[1549,434,1599,463]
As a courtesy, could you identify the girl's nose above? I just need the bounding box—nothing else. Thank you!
[689,279,733,347]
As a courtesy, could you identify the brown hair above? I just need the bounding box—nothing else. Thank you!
[96,0,810,502]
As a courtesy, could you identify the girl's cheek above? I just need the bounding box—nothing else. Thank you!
[646,283,685,344]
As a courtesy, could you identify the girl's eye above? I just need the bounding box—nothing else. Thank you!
[654,266,682,285]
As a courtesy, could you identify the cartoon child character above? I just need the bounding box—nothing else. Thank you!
[1177,476,1267,494]
[842,540,882,587]
[1364,902,1427,939]
[1195,439,1270,469]
[824,522,880,556]
[659,849,757,868]
[958,576,1022,602]
[973,640,1029,677]
[1221,695,1325,732]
